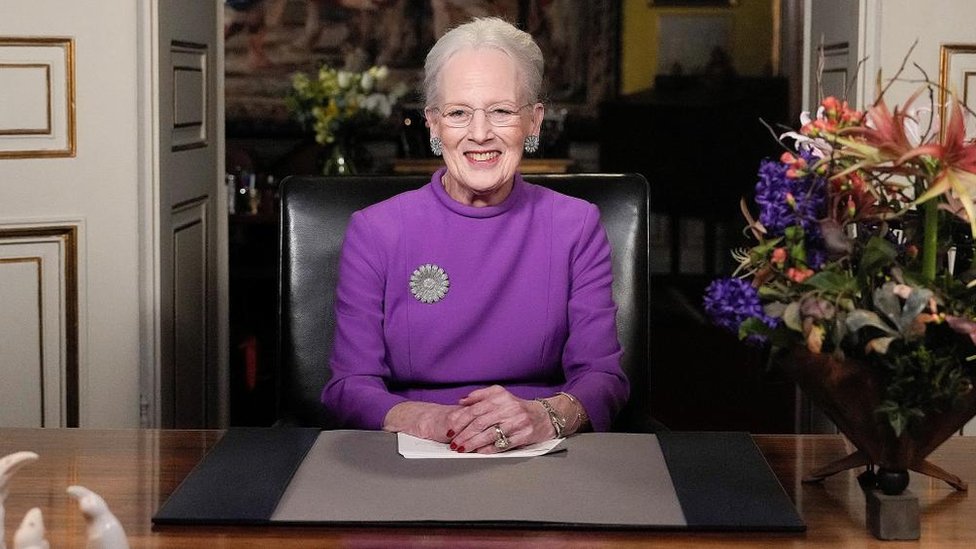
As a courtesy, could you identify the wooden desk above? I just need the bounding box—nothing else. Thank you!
[1,429,973,548]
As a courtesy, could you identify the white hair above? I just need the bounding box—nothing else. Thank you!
[423,17,544,107]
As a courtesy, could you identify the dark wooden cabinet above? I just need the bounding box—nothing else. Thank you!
[599,77,797,433]
[600,77,790,275]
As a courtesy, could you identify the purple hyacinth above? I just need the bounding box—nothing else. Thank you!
[703,277,779,342]
[755,154,828,268]
[807,245,827,269]
[755,155,826,237]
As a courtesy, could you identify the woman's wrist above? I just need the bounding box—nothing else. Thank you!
[382,401,455,442]
[536,392,590,437]
[382,401,414,433]
[535,397,566,438]
[557,391,590,434]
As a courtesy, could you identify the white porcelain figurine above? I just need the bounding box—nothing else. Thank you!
[66,485,130,549]
[0,451,39,549]
[13,508,48,549]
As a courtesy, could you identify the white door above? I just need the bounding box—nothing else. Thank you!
[1,1,142,427]
[151,0,226,428]
[1,0,225,428]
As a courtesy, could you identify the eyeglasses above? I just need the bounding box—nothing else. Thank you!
[430,103,533,128]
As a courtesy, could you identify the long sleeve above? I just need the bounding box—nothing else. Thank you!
[559,204,630,431]
[321,210,406,429]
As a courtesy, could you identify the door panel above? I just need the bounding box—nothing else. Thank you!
[806,0,861,109]
[156,0,221,427]
[172,199,209,427]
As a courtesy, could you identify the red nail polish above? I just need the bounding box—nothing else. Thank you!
[446,430,455,438]
[449,442,457,450]
[457,446,465,453]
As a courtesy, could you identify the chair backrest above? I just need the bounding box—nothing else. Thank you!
[278,173,653,431]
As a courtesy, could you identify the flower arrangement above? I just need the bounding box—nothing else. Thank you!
[704,66,976,437]
[287,65,407,146]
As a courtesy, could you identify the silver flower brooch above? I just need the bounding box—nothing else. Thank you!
[409,263,450,304]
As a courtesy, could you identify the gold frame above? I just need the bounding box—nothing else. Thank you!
[0,37,75,159]
[0,226,79,426]
[938,43,976,139]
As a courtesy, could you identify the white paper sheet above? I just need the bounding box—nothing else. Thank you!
[397,433,565,459]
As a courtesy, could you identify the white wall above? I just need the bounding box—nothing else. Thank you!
[858,0,976,111]
[0,1,142,426]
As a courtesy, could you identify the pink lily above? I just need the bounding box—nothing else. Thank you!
[904,94,976,235]
[848,89,927,161]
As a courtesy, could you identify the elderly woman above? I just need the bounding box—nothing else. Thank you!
[322,17,629,453]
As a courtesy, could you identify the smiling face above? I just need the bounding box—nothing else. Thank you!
[426,48,544,207]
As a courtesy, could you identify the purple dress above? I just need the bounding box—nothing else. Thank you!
[322,169,629,431]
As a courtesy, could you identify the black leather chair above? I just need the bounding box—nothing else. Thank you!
[278,173,658,431]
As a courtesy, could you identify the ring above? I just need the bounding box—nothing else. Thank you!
[493,425,510,450]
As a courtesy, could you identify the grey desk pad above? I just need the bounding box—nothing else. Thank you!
[153,428,805,531]
[273,430,685,527]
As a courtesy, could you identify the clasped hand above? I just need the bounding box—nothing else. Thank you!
[383,385,555,453]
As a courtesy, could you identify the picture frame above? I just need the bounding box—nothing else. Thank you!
[939,44,976,140]
[0,37,75,159]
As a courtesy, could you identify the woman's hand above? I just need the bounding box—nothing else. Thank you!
[382,401,461,442]
[446,385,554,453]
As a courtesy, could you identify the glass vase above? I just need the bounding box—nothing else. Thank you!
[322,137,359,176]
